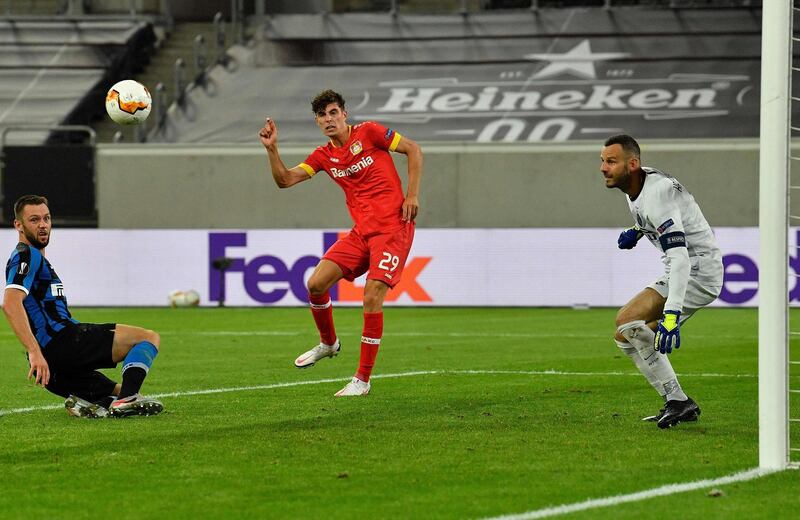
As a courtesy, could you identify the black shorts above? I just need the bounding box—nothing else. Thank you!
[40,323,118,401]
[45,370,118,402]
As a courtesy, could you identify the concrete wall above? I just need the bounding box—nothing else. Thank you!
[96,139,760,229]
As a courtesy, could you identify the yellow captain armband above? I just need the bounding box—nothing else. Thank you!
[298,163,316,177]
[389,132,402,152]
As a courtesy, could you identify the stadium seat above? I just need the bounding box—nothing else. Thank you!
[0,18,156,144]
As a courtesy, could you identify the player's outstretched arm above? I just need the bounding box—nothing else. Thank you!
[258,117,311,189]
[395,136,423,222]
[1,289,49,386]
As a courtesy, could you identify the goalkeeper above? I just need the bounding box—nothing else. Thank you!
[600,135,723,429]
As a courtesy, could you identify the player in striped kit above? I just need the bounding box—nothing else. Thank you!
[259,89,423,396]
[601,135,723,429]
[2,195,163,418]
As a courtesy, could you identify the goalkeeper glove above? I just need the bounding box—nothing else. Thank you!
[617,226,644,249]
[654,310,681,354]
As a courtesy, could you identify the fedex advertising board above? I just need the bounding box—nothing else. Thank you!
[0,228,784,307]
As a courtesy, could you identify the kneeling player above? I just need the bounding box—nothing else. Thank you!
[2,195,163,418]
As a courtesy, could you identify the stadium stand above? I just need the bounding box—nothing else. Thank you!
[0,0,777,229]
[0,18,156,144]
[148,2,769,144]
[0,2,161,227]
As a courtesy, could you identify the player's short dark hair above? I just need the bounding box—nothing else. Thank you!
[604,134,641,160]
[14,195,49,220]
[311,89,345,115]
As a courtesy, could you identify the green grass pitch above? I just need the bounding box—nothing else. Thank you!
[0,307,798,519]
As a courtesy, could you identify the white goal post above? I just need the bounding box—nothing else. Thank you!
[759,0,791,470]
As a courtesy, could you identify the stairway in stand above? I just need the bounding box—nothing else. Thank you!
[95,21,230,143]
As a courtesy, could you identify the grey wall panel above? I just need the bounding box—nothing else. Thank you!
[97,146,352,229]
[454,147,612,227]
[392,150,461,228]
[642,145,759,228]
[96,140,762,229]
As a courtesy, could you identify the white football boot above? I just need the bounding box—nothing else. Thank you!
[334,376,371,397]
[64,395,108,419]
[108,394,164,417]
[294,338,341,368]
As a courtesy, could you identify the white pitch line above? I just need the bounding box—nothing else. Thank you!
[0,369,754,417]
[151,330,756,340]
[184,331,611,338]
[0,371,437,416]
[153,370,437,399]
[482,467,780,520]
[0,371,779,519]
[450,369,756,379]
[0,329,759,340]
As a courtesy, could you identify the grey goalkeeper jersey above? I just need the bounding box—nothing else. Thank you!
[626,167,723,307]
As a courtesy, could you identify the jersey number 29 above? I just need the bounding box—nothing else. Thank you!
[378,252,400,272]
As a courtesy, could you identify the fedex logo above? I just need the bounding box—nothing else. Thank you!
[208,232,432,305]
[720,230,800,305]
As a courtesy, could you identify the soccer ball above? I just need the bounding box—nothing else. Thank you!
[168,289,200,308]
[105,79,151,125]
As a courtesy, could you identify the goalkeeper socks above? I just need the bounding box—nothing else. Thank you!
[119,341,158,398]
[309,291,337,346]
[356,312,383,383]
[618,321,688,401]
[615,339,665,397]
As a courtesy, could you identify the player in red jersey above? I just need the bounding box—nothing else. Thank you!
[258,89,423,396]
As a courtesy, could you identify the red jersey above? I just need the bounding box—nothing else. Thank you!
[299,121,405,236]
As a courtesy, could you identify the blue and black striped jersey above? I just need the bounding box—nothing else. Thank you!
[5,242,78,347]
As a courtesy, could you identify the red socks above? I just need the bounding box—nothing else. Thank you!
[309,291,337,346]
[310,295,383,383]
[357,312,383,382]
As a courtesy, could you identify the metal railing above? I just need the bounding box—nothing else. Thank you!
[193,34,208,85]
[146,8,242,139]
[213,11,230,66]
[231,0,244,45]
[154,82,167,128]
[173,57,186,109]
